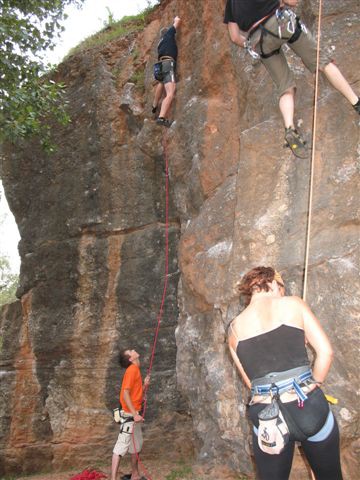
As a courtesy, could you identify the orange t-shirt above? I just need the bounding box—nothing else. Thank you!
[120,364,143,413]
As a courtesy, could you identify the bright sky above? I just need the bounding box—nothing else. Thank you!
[0,0,158,274]
[49,0,158,64]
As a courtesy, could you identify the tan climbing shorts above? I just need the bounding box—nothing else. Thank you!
[113,411,143,457]
[253,12,332,97]
[159,59,176,84]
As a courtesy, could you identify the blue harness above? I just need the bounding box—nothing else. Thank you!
[251,365,313,404]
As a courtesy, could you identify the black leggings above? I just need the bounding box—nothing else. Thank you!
[252,417,342,479]
[249,389,343,480]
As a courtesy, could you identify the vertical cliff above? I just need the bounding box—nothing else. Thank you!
[0,0,359,477]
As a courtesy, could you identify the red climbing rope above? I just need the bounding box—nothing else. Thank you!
[70,469,107,480]
[142,131,170,417]
[129,130,170,480]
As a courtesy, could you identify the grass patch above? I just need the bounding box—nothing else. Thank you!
[165,461,193,480]
[129,69,145,92]
[65,1,159,59]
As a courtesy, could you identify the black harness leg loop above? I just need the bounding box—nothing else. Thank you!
[288,18,303,44]
[259,26,281,59]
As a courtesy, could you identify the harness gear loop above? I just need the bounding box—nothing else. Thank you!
[250,366,314,406]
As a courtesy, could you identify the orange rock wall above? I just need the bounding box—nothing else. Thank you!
[0,0,359,477]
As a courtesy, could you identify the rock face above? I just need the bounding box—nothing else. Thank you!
[0,0,359,478]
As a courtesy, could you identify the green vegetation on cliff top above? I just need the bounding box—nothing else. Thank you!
[66,1,159,59]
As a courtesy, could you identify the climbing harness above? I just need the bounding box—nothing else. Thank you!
[244,9,276,59]
[250,365,315,407]
[153,58,176,84]
[245,7,307,60]
[115,411,135,434]
[251,366,325,448]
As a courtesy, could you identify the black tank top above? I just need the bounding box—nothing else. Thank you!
[236,325,309,380]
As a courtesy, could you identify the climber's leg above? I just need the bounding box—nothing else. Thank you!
[111,453,121,480]
[279,87,296,129]
[289,25,359,114]
[158,81,176,121]
[321,62,359,109]
[152,82,164,115]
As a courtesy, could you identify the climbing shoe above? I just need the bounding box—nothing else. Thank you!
[156,117,172,128]
[284,127,308,159]
[151,104,158,115]
[353,98,360,115]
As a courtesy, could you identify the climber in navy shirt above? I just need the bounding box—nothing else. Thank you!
[152,16,181,127]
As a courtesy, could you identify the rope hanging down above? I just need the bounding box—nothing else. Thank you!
[142,131,170,417]
[302,0,323,303]
[303,5,323,480]
[130,131,171,480]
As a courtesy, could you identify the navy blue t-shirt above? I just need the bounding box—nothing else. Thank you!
[157,26,178,61]
[224,0,280,31]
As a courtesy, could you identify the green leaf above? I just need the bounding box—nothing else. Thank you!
[0,0,85,149]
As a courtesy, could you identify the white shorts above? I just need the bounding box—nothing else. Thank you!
[113,411,143,456]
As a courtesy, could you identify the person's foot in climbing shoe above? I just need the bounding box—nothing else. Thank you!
[284,127,308,159]
[151,104,158,115]
[353,98,360,115]
[156,117,172,128]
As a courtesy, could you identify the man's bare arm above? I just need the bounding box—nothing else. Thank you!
[227,22,247,47]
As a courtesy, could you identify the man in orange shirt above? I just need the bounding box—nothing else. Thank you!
[111,349,149,480]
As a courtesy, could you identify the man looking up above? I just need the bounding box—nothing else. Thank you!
[111,349,149,480]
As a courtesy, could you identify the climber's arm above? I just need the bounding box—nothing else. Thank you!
[227,22,246,48]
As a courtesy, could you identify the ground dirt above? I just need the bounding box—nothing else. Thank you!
[10,457,238,480]
[12,459,189,480]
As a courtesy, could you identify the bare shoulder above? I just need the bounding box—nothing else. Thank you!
[278,296,308,323]
[281,295,305,307]
[229,313,240,333]
[228,310,247,337]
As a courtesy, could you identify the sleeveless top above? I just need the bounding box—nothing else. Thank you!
[235,325,309,380]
